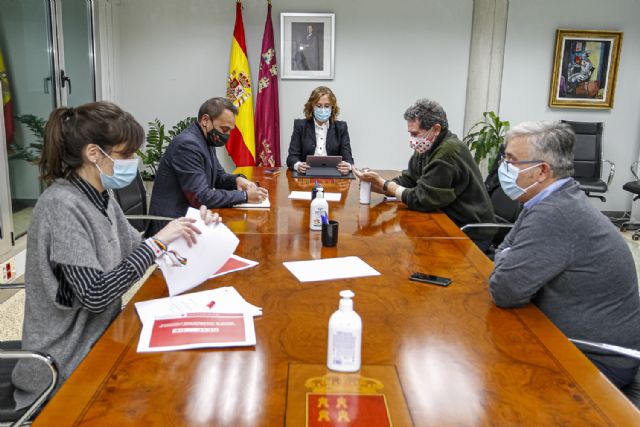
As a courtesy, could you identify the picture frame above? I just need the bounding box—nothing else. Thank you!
[549,29,623,109]
[280,13,335,80]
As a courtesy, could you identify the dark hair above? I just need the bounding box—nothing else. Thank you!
[303,86,340,122]
[403,98,448,131]
[198,97,238,121]
[40,101,144,185]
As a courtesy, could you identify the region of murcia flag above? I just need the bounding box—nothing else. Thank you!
[226,0,256,166]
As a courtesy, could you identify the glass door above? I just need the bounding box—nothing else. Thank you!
[0,0,58,240]
[0,0,96,243]
[59,0,96,106]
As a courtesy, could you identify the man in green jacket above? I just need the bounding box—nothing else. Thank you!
[355,98,493,229]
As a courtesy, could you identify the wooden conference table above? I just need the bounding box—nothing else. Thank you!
[34,168,640,426]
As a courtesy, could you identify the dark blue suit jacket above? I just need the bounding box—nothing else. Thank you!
[286,119,354,169]
[147,123,245,235]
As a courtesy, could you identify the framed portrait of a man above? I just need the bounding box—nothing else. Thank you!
[549,29,623,109]
[281,13,335,79]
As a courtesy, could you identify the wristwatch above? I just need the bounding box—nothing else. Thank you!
[382,180,391,192]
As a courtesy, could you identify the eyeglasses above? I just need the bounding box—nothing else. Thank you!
[499,153,543,173]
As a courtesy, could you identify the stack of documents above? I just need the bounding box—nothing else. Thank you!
[135,287,261,352]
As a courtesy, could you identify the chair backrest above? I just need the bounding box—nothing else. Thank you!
[561,120,603,179]
[111,173,147,232]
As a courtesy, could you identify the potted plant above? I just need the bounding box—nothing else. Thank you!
[9,114,46,163]
[463,111,510,174]
[137,117,196,194]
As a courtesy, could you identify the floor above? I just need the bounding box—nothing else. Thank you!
[1,231,640,342]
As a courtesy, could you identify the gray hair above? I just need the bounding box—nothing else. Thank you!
[198,97,238,121]
[403,98,448,130]
[505,121,575,178]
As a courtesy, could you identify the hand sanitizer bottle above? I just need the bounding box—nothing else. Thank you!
[309,188,329,231]
[327,290,362,372]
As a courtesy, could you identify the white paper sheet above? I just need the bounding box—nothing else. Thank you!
[288,191,341,202]
[283,256,381,283]
[232,198,271,208]
[156,208,239,296]
[135,287,262,326]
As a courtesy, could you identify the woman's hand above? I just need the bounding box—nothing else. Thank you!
[297,162,310,174]
[337,161,351,175]
[154,217,202,247]
[200,205,221,226]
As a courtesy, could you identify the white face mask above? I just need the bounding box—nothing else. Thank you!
[498,161,542,200]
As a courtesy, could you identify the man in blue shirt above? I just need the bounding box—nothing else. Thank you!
[489,121,640,389]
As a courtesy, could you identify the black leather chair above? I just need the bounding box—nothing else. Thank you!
[111,173,148,233]
[620,161,640,240]
[0,341,58,426]
[461,145,523,258]
[561,120,615,202]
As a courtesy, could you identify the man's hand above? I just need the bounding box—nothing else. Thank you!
[246,187,269,203]
[236,176,257,191]
[337,161,351,175]
[353,167,386,194]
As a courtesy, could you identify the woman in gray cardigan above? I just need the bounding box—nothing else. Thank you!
[10,102,219,411]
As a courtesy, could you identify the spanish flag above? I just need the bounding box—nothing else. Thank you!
[226,0,256,166]
[0,47,14,145]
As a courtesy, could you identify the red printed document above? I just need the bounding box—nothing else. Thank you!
[137,312,256,352]
[209,255,258,279]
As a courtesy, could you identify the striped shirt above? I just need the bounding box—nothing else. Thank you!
[55,174,155,313]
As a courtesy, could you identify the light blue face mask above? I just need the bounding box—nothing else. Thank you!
[313,106,332,122]
[498,161,541,200]
[95,147,139,190]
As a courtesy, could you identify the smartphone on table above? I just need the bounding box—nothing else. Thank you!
[409,272,452,287]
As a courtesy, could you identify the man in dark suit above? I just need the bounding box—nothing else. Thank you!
[286,86,354,175]
[147,98,267,235]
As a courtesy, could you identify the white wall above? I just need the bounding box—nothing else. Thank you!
[500,0,640,211]
[109,0,473,172]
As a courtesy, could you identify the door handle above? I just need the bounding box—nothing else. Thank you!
[44,76,51,94]
[60,69,72,94]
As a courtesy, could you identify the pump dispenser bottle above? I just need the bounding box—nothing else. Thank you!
[327,290,362,372]
[309,188,329,231]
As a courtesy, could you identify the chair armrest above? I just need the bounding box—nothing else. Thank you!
[0,349,58,426]
[603,159,615,188]
[460,223,514,232]
[569,338,640,360]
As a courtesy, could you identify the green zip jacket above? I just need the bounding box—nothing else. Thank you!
[393,130,494,227]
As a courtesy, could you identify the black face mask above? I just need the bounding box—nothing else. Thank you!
[207,127,230,147]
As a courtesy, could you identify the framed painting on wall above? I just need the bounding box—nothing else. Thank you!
[280,13,335,79]
[549,29,622,109]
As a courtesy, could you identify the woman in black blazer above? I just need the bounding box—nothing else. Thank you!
[286,86,354,175]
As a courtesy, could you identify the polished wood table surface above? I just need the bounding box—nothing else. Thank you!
[34,168,640,426]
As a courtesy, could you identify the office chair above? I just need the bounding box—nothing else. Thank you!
[620,161,640,240]
[111,173,148,233]
[561,120,615,202]
[569,338,640,409]
[461,146,523,258]
[0,341,58,426]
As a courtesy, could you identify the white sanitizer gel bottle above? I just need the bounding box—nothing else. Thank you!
[309,188,329,231]
[327,290,362,372]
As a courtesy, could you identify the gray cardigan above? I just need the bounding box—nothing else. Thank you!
[12,179,141,409]
[490,179,640,369]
